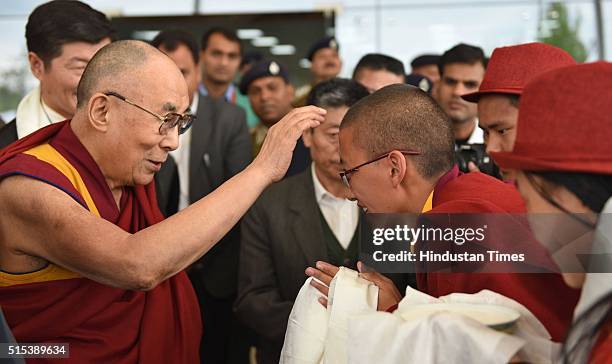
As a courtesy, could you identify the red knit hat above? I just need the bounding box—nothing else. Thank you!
[491,61,612,174]
[462,42,576,103]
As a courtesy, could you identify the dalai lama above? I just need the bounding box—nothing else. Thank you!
[0,40,325,363]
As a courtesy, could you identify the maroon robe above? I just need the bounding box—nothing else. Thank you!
[418,166,580,342]
[0,121,201,363]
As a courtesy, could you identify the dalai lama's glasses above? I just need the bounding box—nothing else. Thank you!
[104,91,195,135]
[339,150,421,188]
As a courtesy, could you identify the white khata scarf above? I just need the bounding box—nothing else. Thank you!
[16,85,64,139]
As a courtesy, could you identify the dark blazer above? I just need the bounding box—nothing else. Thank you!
[235,168,416,363]
[0,119,18,150]
[155,94,252,298]
[235,167,328,364]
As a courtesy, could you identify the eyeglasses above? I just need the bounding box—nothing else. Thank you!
[339,150,421,188]
[104,91,195,135]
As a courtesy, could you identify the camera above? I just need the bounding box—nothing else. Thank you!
[455,143,501,179]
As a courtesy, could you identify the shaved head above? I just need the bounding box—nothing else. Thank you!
[341,84,455,179]
[76,40,168,109]
[70,39,189,191]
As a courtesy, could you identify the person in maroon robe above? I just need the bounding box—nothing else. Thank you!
[306,84,578,342]
[0,40,326,363]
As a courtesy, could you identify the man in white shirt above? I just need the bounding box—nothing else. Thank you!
[435,43,487,147]
[235,78,369,364]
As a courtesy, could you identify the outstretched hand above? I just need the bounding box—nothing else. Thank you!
[253,106,326,184]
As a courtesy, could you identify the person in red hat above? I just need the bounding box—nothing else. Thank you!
[462,42,576,178]
[492,61,612,364]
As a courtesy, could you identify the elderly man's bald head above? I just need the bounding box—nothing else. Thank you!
[340,84,455,179]
[70,40,189,190]
[76,40,182,109]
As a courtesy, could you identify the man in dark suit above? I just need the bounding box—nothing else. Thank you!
[152,30,253,364]
[0,1,114,150]
[235,78,369,364]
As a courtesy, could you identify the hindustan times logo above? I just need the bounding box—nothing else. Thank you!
[372,224,487,246]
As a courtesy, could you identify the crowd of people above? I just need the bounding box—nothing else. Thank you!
[0,1,610,364]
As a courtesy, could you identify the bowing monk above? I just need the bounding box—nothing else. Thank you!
[306,84,578,342]
[0,40,325,363]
